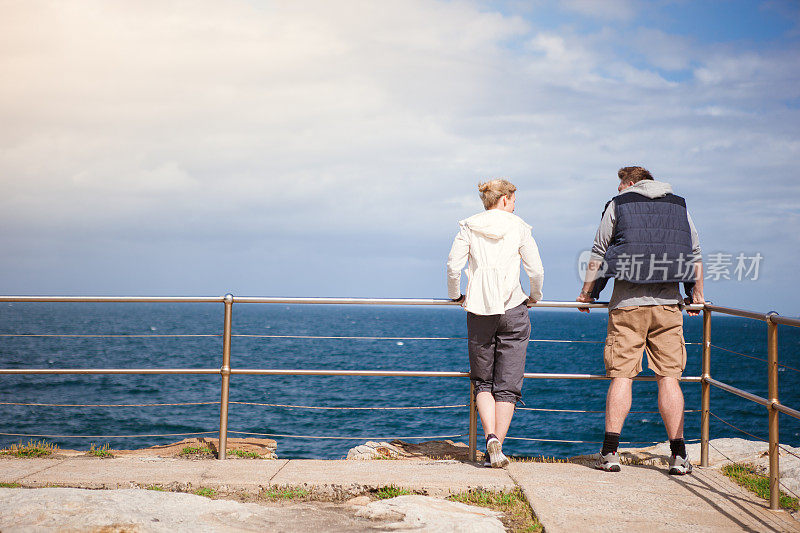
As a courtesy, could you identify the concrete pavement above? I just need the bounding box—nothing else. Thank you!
[510,461,800,533]
[1,455,799,531]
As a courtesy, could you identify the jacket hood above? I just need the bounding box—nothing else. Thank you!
[620,179,673,199]
[460,209,529,239]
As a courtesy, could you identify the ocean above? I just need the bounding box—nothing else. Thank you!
[1,302,798,459]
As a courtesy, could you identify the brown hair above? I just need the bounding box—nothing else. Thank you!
[618,166,653,184]
[478,178,516,209]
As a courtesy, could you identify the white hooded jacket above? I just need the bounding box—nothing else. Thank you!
[447,209,544,315]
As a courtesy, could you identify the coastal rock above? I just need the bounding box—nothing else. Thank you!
[117,437,278,459]
[346,441,406,460]
[0,487,375,532]
[346,439,483,461]
[0,488,502,532]
[356,495,505,532]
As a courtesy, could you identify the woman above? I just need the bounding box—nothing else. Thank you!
[447,179,544,467]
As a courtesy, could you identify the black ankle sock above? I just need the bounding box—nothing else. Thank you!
[602,432,620,455]
[670,438,686,459]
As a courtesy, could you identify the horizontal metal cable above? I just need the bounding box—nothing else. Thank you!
[234,334,466,340]
[0,401,220,407]
[776,362,800,373]
[709,412,767,443]
[232,334,605,343]
[229,401,466,410]
[707,415,800,466]
[710,344,768,363]
[516,407,700,414]
[0,334,220,338]
[707,344,800,375]
[0,332,702,346]
[228,430,466,440]
[0,430,216,438]
[778,443,800,463]
[505,436,699,445]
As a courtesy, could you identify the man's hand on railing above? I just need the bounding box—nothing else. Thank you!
[685,292,705,316]
[526,297,538,307]
[576,291,595,313]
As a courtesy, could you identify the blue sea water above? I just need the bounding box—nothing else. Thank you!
[1,302,799,459]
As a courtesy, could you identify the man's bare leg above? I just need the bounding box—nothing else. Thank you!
[657,376,684,439]
[606,377,633,433]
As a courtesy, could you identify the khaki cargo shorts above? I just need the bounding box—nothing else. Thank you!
[604,305,686,378]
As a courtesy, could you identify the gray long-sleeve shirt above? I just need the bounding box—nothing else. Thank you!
[590,181,701,310]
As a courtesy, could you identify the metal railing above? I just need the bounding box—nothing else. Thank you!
[1,295,798,510]
[699,304,800,510]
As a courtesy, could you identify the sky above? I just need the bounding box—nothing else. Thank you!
[1,0,799,315]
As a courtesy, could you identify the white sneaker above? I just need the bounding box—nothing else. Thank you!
[594,451,621,472]
[486,437,509,468]
[669,454,693,475]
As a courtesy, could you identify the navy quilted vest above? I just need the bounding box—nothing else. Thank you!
[603,192,694,283]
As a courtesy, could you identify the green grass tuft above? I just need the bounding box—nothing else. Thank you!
[0,440,60,458]
[0,482,22,488]
[721,463,799,511]
[87,443,114,458]
[226,449,262,459]
[261,487,310,500]
[145,485,165,491]
[180,446,215,458]
[448,488,541,533]
[194,487,215,498]
[374,485,413,499]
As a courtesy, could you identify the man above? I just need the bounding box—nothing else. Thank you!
[577,166,704,475]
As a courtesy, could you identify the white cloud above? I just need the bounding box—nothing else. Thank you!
[0,0,798,311]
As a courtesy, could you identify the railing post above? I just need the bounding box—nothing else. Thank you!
[767,313,780,510]
[218,293,233,460]
[700,308,711,467]
[468,380,477,462]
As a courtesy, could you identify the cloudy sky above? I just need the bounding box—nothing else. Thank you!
[2,0,799,314]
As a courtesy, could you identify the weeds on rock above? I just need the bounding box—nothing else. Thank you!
[374,485,414,499]
[194,487,216,498]
[87,443,114,458]
[260,487,310,500]
[145,485,165,491]
[0,482,22,488]
[0,440,60,458]
[179,446,215,459]
[448,488,541,533]
[226,449,262,459]
[722,463,799,511]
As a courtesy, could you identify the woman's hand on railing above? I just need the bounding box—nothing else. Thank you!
[576,291,595,313]
[451,295,465,307]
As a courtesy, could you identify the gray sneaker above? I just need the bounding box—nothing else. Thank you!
[486,437,509,468]
[595,451,621,472]
[669,454,693,475]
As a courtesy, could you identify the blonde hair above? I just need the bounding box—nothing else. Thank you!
[478,179,516,209]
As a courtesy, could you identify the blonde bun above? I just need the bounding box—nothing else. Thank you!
[478,178,516,209]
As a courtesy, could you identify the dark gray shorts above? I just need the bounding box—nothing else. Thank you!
[467,302,531,404]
